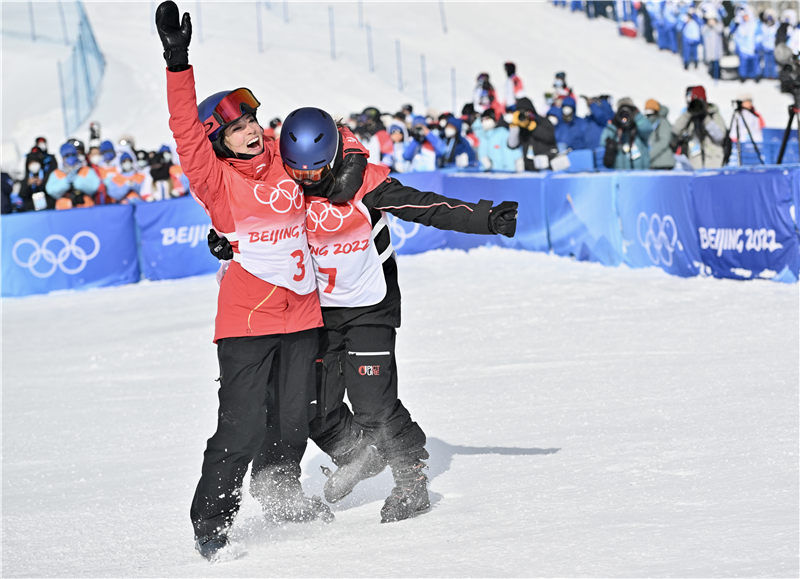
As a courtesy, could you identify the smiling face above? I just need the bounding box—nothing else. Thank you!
[222,114,264,156]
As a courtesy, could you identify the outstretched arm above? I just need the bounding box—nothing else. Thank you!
[363,177,517,237]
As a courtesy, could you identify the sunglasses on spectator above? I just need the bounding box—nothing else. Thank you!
[202,88,261,137]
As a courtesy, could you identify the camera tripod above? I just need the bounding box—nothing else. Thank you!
[776,104,800,164]
[726,103,764,166]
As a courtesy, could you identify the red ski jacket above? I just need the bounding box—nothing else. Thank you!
[166,67,321,342]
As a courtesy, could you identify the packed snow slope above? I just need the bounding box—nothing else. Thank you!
[1,0,795,159]
[2,2,799,577]
[2,248,799,577]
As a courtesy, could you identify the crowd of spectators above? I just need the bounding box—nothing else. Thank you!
[554,0,795,82]
[2,126,190,214]
[0,54,781,215]
[343,64,768,175]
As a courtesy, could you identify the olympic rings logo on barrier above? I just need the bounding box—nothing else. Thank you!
[306,200,355,233]
[637,212,678,267]
[386,214,420,250]
[253,179,303,213]
[12,231,101,278]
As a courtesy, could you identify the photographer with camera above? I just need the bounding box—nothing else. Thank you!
[671,85,727,169]
[599,97,652,170]
[507,97,558,171]
[403,115,446,172]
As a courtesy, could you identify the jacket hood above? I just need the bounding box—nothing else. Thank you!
[516,97,536,114]
[657,105,670,118]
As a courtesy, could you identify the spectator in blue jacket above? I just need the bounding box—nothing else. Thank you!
[403,115,444,172]
[680,8,704,69]
[45,141,101,209]
[583,94,615,149]
[599,97,653,170]
[471,109,521,172]
[732,5,760,80]
[552,96,591,152]
[437,116,478,169]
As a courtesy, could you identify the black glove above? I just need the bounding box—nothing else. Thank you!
[207,229,233,261]
[155,1,192,71]
[328,153,367,204]
[488,201,518,238]
[603,137,618,168]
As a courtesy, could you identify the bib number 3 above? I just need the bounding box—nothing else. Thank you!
[291,249,306,282]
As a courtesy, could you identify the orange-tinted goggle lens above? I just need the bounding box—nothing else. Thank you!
[284,164,326,183]
[203,88,261,136]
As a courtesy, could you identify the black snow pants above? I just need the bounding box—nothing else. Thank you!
[190,328,318,538]
[310,324,426,466]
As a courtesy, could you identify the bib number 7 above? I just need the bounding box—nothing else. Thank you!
[318,267,337,293]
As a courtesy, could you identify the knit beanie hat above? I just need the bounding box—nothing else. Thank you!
[644,99,660,114]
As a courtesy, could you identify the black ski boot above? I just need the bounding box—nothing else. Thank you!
[251,466,334,524]
[322,434,388,503]
[380,460,430,523]
[194,534,229,561]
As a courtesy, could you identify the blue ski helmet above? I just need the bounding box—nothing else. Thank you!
[279,107,338,176]
[197,87,260,142]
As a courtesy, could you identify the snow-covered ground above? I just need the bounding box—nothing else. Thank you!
[2,248,798,577]
[2,2,799,576]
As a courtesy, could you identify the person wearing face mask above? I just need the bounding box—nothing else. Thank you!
[552,96,591,152]
[471,109,521,172]
[31,136,57,177]
[437,116,478,169]
[643,98,676,170]
[599,97,653,170]
[508,97,558,171]
[104,152,146,203]
[19,149,55,211]
[44,141,100,209]
[402,115,445,172]
[85,145,113,205]
[552,71,575,108]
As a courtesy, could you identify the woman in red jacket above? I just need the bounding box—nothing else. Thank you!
[156,1,330,560]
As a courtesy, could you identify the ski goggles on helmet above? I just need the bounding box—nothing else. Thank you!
[202,88,261,137]
[283,164,330,185]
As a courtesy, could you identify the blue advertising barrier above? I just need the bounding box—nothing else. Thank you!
[3,167,799,297]
[444,173,549,252]
[616,172,701,277]
[1,204,139,297]
[690,167,800,281]
[134,196,217,281]
[545,172,623,265]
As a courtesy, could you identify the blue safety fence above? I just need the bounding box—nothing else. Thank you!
[3,1,105,137]
[2,167,799,297]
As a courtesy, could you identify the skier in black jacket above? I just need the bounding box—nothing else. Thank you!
[211,107,517,523]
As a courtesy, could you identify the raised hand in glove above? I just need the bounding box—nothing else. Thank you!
[488,201,518,238]
[207,229,233,261]
[155,1,192,71]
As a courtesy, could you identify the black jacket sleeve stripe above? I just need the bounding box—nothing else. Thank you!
[363,177,493,235]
